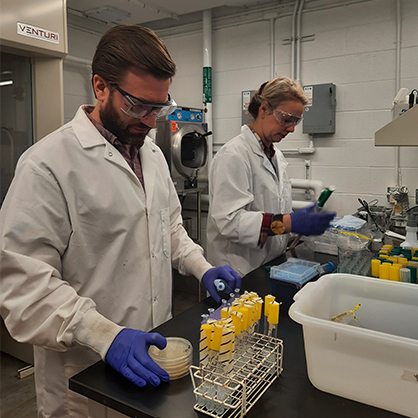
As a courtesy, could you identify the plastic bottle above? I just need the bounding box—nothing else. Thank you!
[401,208,418,249]
[315,262,335,276]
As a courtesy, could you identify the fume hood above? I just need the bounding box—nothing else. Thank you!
[375,105,418,146]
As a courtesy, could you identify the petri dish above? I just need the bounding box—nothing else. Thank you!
[148,337,193,380]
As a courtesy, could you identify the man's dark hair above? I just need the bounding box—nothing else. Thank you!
[91,25,176,86]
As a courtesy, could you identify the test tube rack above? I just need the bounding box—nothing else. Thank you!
[190,333,283,418]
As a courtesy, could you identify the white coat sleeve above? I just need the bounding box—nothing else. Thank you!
[0,157,122,359]
[209,150,263,248]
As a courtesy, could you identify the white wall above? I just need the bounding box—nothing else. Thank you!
[63,26,101,122]
[64,0,418,239]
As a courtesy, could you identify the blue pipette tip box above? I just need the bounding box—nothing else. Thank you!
[270,257,320,288]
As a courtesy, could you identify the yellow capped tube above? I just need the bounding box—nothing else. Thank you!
[379,263,390,280]
[221,317,233,328]
[371,259,380,277]
[399,258,408,268]
[211,324,223,351]
[231,299,242,308]
[200,324,212,366]
[221,307,231,319]
[389,265,400,281]
[219,326,234,374]
[268,301,280,325]
[231,311,242,335]
[240,291,250,301]
[244,302,255,327]
[255,297,264,321]
[264,295,275,316]
[226,324,236,372]
[238,306,250,331]
[267,301,280,338]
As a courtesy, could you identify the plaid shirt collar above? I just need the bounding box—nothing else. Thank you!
[82,105,140,152]
[249,126,276,161]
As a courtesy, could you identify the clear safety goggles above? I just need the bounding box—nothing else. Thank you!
[273,107,303,128]
[112,84,177,119]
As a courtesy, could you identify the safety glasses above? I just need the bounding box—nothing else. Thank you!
[112,84,177,119]
[273,107,303,128]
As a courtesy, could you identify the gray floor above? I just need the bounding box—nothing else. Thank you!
[0,269,203,417]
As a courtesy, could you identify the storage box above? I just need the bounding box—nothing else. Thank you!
[270,258,319,286]
[270,258,320,311]
[289,274,418,418]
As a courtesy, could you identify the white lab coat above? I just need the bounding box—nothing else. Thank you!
[0,106,211,417]
[207,125,292,277]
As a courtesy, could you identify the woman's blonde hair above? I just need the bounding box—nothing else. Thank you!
[248,76,308,119]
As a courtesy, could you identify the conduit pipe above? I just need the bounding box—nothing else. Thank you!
[269,15,276,79]
[291,0,300,80]
[291,178,324,209]
[282,0,314,156]
[280,139,315,155]
[181,178,324,211]
[203,9,213,164]
[394,0,401,187]
[296,0,305,85]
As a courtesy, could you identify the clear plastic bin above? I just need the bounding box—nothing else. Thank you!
[289,274,418,418]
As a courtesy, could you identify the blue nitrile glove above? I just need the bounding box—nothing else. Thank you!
[202,266,242,304]
[290,203,336,236]
[105,328,170,387]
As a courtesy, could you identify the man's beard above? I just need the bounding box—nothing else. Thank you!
[99,94,150,148]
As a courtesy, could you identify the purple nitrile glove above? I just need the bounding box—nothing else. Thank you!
[202,265,242,304]
[290,203,336,236]
[105,328,170,387]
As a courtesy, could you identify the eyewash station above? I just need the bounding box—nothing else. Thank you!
[70,100,417,418]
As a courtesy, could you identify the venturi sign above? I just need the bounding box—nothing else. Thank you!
[17,22,59,44]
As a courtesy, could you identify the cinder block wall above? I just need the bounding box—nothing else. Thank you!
[64,0,418,251]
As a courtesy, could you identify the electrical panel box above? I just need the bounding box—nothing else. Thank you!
[242,90,256,125]
[302,83,336,134]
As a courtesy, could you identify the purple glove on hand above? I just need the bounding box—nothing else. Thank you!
[290,203,336,236]
[202,266,242,304]
[105,328,170,387]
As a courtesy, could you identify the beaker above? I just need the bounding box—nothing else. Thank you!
[337,233,372,276]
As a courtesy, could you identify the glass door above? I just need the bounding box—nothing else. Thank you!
[1,52,33,204]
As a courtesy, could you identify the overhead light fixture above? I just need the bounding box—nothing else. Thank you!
[84,6,131,24]
[0,80,13,87]
[125,0,179,20]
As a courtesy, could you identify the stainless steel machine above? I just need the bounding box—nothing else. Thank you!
[155,106,211,193]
